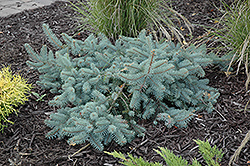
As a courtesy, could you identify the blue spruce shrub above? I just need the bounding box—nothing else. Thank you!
[24,24,222,151]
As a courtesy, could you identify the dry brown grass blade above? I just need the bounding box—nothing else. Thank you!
[167,7,193,34]
[236,33,250,74]
[228,130,250,166]
[68,143,90,160]
[245,53,250,90]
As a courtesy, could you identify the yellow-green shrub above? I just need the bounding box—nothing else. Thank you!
[0,66,32,132]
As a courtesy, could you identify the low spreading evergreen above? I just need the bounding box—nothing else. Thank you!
[105,139,224,166]
[25,24,227,150]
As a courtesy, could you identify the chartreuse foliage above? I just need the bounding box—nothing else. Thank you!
[105,139,223,166]
[0,66,32,132]
[25,24,224,151]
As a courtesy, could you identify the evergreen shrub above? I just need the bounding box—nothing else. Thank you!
[105,139,224,166]
[24,24,225,151]
[0,66,32,132]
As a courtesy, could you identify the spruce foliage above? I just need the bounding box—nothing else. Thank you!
[25,24,223,150]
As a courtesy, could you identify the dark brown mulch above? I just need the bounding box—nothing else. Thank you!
[0,0,249,166]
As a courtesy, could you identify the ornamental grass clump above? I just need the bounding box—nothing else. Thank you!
[203,0,250,89]
[69,0,192,43]
[0,66,32,132]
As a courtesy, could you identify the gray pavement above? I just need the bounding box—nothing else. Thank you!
[0,0,68,17]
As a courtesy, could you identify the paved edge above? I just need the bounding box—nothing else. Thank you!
[0,0,68,17]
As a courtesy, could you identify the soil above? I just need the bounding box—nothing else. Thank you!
[0,0,249,166]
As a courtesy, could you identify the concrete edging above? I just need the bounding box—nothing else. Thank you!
[0,0,68,17]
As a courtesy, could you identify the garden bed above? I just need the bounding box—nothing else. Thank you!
[0,0,249,165]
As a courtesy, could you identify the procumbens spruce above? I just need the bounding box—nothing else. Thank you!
[24,24,228,151]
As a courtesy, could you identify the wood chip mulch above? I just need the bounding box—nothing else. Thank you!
[0,0,249,165]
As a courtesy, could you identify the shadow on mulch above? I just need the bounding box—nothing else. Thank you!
[0,0,249,166]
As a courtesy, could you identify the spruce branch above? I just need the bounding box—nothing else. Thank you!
[42,24,63,49]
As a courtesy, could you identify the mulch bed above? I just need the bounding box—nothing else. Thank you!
[0,0,249,165]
